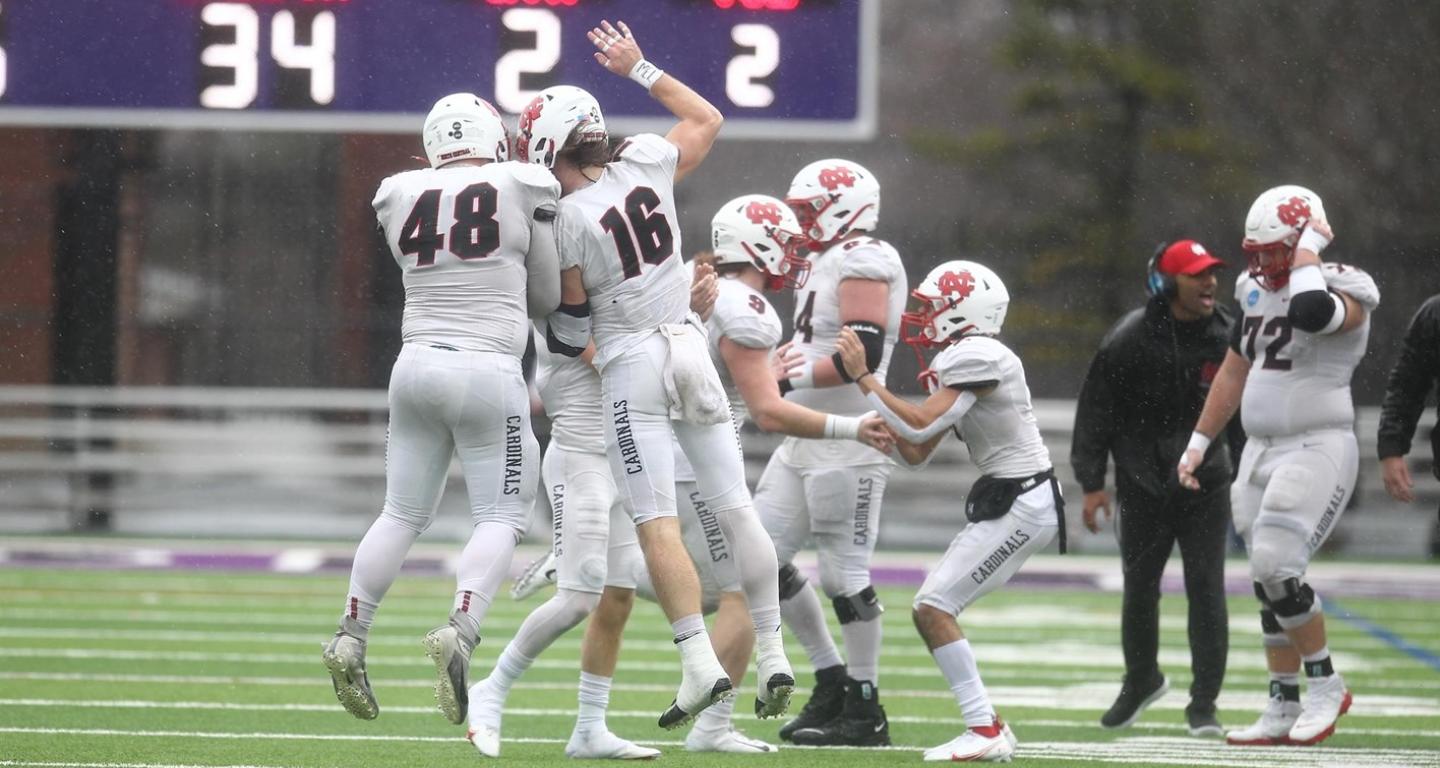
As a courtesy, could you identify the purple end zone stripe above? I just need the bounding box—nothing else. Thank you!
[169,553,277,571]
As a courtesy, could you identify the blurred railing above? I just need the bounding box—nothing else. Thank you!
[0,386,1433,557]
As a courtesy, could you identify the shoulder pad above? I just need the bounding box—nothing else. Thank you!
[612,133,679,167]
[839,239,902,282]
[716,285,782,349]
[936,337,1005,389]
[506,161,562,193]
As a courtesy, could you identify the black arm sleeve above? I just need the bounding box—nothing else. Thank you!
[1289,288,1344,333]
[832,320,885,383]
[1378,296,1440,459]
[1070,346,1116,493]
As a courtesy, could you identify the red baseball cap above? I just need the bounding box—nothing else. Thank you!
[1158,240,1225,276]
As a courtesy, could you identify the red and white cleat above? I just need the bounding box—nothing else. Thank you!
[923,718,1014,763]
[1288,677,1352,746]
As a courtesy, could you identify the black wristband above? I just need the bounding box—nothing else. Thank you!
[778,378,794,395]
[832,350,855,383]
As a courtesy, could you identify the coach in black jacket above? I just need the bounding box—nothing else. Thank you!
[1377,293,1440,548]
[1071,240,1240,737]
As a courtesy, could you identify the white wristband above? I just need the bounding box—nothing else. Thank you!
[1296,226,1331,255]
[1186,431,1213,456]
[628,59,665,90]
[1287,263,1326,295]
[824,414,862,441]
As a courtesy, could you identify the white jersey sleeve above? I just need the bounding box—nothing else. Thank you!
[612,133,679,179]
[1323,263,1380,311]
[932,337,1050,478]
[373,162,560,356]
[839,240,905,283]
[712,281,783,350]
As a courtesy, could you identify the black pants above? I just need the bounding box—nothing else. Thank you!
[1116,482,1230,709]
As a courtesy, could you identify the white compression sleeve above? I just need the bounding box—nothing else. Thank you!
[865,389,977,444]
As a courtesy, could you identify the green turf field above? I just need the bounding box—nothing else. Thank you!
[1,567,1437,767]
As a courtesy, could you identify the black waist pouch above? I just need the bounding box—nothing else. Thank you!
[965,469,1067,554]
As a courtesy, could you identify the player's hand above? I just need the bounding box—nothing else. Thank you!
[857,413,893,454]
[589,20,644,77]
[1381,456,1415,503]
[771,340,804,381]
[1293,218,1333,267]
[835,327,871,382]
[1082,490,1113,534]
[1176,448,1203,491]
[689,261,718,320]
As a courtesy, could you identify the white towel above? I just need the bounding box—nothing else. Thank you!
[659,321,730,425]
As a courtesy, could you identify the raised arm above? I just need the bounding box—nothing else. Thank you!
[588,20,722,182]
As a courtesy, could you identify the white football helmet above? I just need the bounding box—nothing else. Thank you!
[710,194,812,291]
[515,85,608,168]
[902,260,1009,348]
[422,93,509,168]
[1242,185,1326,291]
[785,158,880,244]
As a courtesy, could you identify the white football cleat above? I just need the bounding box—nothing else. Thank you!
[1288,676,1352,746]
[467,724,502,758]
[686,726,779,753]
[923,720,1014,763]
[565,728,661,760]
[753,631,795,719]
[421,623,475,725]
[658,634,733,730]
[510,549,558,601]
[321,621,378,720]
[1226,696,1301,746]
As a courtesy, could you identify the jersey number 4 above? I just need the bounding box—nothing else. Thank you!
[1243,315,1293,371]
[599,187,673,280]
[398,183,501,267]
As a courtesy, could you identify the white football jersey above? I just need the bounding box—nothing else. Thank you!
[1234,263,1380,438]
[785,236,907,416]
[374,161,560,356]
[933,335,1051,478]
[674,273,783,482]
[533,323,605,455]
[557,134,688,371]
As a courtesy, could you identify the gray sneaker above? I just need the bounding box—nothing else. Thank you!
[422,620,476,725]
[322,618,378,720]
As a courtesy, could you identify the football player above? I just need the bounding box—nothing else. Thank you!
[763,159,908,746]
[510,20,795,734]
[323,94,561,725]
[466,270,720,759]
[835,261,1060,762]
[657,196,891,752]
[1179,186,1379,747]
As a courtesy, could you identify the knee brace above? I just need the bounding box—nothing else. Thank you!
[778,563,808,601]
[1257,608,1289,647]
[833,585,884,624]
[1255,578,1321,630]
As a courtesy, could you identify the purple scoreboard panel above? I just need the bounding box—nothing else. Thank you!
[0,0,875,139]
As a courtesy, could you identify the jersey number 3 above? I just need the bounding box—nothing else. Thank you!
[600,187,673,280]
[399,183,501,267]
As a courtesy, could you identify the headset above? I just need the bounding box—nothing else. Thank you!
[1145,241,1177,299]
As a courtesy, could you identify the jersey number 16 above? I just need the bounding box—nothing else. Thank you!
[600,186,674,280]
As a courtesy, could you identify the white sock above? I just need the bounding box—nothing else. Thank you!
[488,646,535,699]
[672,613,706,643]
[575,671,611,733]
[750,606,782,637]
[841,615,883,685]
[933,639,994,729]
[694,693,734,733]
[452,521,520,641]
[780,583,844,670]
[343,515,421,635]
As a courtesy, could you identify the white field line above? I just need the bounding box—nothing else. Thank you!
[0,639,1401,675]
[1,728,1436,765]
[7,624,1396,660]
[0,763,289,768]
[5,669,1439,693]
[3,698,1440,737]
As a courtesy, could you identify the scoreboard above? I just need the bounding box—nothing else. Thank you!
[0,0,875,139]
